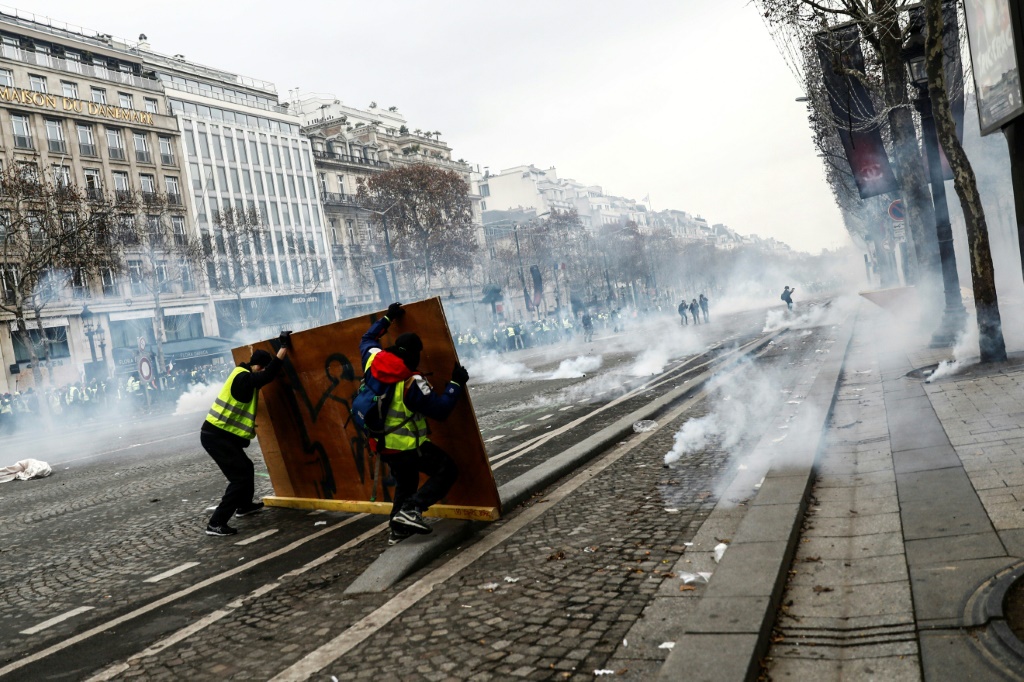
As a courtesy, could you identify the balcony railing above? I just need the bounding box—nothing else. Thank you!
[321,192,360,207]
[136,150,152,164]
[166,193,183,206]
[312,150,390,169]
[160,153,176,166]
[115,190,132,203]
[85,187,104,201]
[108,147,126,161]
[13,135,33,150]
[79,143,97,157]
[47,139,67,154]
[141,191,159,204]
[0,49,163,92]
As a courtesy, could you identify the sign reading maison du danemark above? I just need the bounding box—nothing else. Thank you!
[0,86,158,126]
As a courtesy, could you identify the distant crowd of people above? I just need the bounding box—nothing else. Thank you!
[0,362,235,433]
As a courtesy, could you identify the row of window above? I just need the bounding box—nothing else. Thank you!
[0,67,160,112]
[183,122,313,172]
[157,73,277,111]
[7,112,177,166]
[1,35,142,77]
[169,99,298,134]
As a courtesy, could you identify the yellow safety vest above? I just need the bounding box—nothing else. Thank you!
[364,354,429,452]
[205,367,258,439]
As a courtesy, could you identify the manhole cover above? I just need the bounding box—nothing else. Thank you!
[905,364,939,380]
[1006,574,1024,643]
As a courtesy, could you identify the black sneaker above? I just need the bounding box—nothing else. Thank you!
[392,508,431,534]
[205,524,238,536]
[388,527,413,546]
[235,502,265,517]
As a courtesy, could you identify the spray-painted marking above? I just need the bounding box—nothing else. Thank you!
[143,562,200,583]
[268,380,701,682]
[485,435,505,443]
[0,515,369,678]
[86,525,386,682]
[20,607,95,635]
[235,529,279,546]
[538,414,553,421]
[512,424,530,431]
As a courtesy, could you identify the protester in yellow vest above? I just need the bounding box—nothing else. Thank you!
[360,302,469,545]
[200,332,290,536]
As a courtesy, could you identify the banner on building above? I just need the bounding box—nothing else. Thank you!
[963,0,1023,135]
[815,27,900,198]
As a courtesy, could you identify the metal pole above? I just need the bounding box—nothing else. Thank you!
[1007,119,1024,288]
[381,212,400,301]
[917,89,966,346]
[514,224,529,319]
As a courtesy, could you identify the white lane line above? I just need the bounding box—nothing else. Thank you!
[0,515,368,678]
[537,414,553,421]
[512,424,530,431]
[87,525,387,682]
[484,435,505,442]
[52,433,193,465]
[235,529,279,546]
[269,392,688,682]
[21,606,95,635]
[143,562,200,583]
[559,405,575,411]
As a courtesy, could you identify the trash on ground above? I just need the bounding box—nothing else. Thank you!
[772,435,788,443]
[658,642,675,649]
[633,420,659,433]
[594,671,616,676]
[314,521,327,526]
[679,585,696,592]
[504,576,520,583]
[699,571,712,581]
[0,459,52,483]
[678,572,709,584]
[684,542,694,546]
[714,542,728,563]
[753,476,766,491]
[664,508,680,514]
[480,582,499,590]
[622,638,628,647]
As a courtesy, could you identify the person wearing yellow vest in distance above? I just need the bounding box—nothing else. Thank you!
[360,302,469,546]
[201,331,291,537]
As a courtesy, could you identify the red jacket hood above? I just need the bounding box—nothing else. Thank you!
[370,350,416,383]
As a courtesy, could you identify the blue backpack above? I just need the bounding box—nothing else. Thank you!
[351,379,396,438]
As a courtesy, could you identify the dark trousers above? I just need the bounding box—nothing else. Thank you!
[201,430,255,527]
[381,441,458,524]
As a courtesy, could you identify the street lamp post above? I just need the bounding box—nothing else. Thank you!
[80,305,99,363]
[904,35,966,347]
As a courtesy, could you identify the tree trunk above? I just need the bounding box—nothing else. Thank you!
[15,308,42,388]
[924,0,1006,362]
[871,0,940,288]
[153,289,168,388]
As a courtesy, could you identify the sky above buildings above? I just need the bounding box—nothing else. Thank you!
[26,0,850,253]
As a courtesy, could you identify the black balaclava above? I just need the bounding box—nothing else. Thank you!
[388,332,423,371]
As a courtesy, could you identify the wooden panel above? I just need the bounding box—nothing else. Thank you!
[233,297,500,519]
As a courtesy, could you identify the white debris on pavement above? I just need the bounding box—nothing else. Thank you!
[664,508,680,514]
[633,420,659,433]
[480,582,499,590]
[714,542,728,563]
[0,459,52,483]
[659,642,676,649]
[678,572,709,584]
[314,521,327,526]
[594,670,616,676]
[504,576,520,583]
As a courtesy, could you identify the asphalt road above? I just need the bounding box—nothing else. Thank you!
[0,301,838,680]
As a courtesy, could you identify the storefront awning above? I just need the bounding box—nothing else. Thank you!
[161,336,234,362]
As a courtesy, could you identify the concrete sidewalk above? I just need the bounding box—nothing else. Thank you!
[766,303,1024,681]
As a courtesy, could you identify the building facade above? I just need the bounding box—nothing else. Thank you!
[0,13,208,393]
[138,53,337,342]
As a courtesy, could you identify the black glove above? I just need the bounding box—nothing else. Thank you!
[278,330,292,349]
[386,302,405,321]
[451,364,469,386]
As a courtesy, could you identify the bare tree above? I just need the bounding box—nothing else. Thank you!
[115,191,204,378]
[0,164,122,387]
[208,207,268,331]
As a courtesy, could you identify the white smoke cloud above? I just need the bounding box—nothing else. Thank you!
[548,355,602,379]
[174,382,219,416]
[926,315,980,383]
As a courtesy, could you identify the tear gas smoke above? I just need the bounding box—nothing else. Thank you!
[174,382,220,415]
[664,358,782,466]
[465,354,602,383]
[926,315,980,383]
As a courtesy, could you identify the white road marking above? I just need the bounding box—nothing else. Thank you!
[269,389,691,682]
[485,435,505,442]
[537,414,553,421]
[86,525,387,681]
[0,515,369,678]
[512,424,530,431]
[21,606,95,635]
[143,562,200,583]
[235,529,279,546]
[52,433,193,465]
[559,405,575,411]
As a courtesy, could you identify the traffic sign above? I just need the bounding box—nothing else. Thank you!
[888,200,905,222]
[893,223,907,243]
[138,356,153,382]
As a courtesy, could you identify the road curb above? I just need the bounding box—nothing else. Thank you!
[348,332,782,593]
[657,313,858,681]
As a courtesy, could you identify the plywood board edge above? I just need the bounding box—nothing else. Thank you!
[263,496,500,521]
